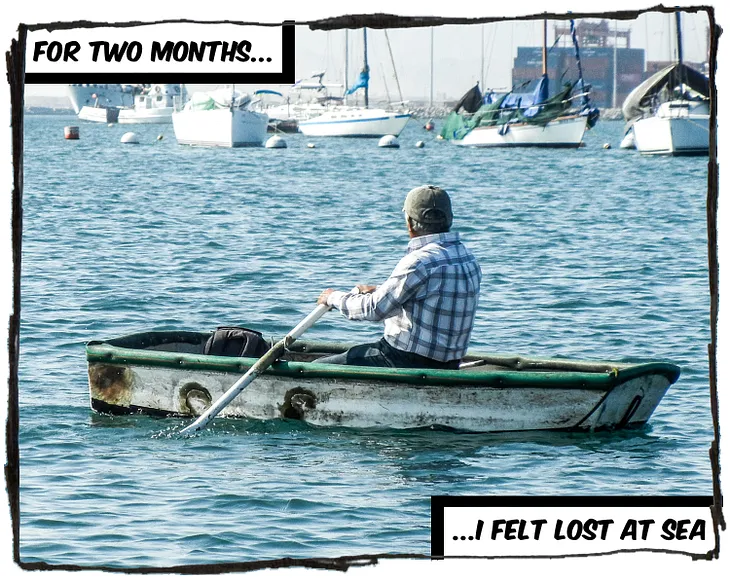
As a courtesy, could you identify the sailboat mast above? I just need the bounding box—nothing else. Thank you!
[612,20,618,109]
[384,29,404,104]
[675,11,683,66]
[542,19,548,76]
[675,11,685,97]
[363,28,370,108]
[430,27,434,107]
[480,24,485,89]
[344,29,349,103]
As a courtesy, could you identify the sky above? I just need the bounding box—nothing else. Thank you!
[21,9,712,103]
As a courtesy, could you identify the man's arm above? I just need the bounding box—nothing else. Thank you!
[318,257,426,322]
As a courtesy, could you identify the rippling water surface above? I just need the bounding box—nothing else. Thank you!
[18,114,713,568]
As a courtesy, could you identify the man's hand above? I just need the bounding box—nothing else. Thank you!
[355,284,377,294]
[317,288,335,305]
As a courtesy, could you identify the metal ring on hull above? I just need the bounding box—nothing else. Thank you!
[180,383,212,416]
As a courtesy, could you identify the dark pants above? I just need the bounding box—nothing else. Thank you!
[313,338,459,369]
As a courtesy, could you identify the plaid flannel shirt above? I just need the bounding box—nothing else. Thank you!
[327,232,482,362]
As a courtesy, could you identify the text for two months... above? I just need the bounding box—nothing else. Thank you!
[32,40,271,63]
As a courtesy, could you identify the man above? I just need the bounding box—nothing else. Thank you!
[316,185,482,369]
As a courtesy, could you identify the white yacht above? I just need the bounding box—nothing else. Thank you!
[297,29,411,138]
[621,12,710,156]
[78,85,185,124]
[67,84,142,114]
[172,88,268,147]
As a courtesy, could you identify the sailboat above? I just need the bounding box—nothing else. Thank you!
[171,87,268,147]
[622,12,710,155]
[440,19,599,148]
[298,28,411,137]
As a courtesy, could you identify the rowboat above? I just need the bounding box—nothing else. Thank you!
[86,330,680,433]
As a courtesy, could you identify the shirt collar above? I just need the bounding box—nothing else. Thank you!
[407,231,460,252]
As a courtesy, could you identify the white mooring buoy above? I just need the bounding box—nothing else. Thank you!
[265,135,287,149]
[121,132,139,144]
[306,143,316,149]
[378,135,400,148]
[415,140,425,148]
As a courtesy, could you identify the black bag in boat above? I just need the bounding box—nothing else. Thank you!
[204,327,270,358]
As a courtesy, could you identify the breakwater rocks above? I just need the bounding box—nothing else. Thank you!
[406,104,455,120]
[403,105,625,124]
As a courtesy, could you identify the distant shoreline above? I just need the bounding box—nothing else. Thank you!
[21,104,626,121]
[24,106,76,115]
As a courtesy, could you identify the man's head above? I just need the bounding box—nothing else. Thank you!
[403,185,453,237]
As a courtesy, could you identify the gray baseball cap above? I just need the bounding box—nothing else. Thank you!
[403,185,453,227]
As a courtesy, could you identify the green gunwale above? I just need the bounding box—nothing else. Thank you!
[86,331,680,391]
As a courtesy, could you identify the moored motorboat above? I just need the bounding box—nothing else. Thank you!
[78,84,185,124]
[78,105,120,123]
[86,330,680,433]
[117,84,185,124]
[250,80,342,133]
[67,83,142,114]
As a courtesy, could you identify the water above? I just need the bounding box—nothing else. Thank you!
[18,115,714,568]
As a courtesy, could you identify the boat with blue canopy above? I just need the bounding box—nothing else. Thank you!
[440,19,599,148]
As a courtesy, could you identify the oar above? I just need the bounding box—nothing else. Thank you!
[179,303,332,435]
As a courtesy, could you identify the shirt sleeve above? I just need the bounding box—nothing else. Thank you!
[327,254,428,321]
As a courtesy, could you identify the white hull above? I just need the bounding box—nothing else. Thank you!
[78,106,119,123]
[79,105,175,124]
[632,101,709,155]
[67,84,138,114]
[86,333,679,433]
[298,108,411,137]
[172,109,268,147]
[88,361,673,433]
[118,107,174,124]
[619,128,636,149]
[264,102,328,123]
[455,115,588,148]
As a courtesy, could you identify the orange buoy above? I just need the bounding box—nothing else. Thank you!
[64,126,79,140]
[424,119,435,131]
